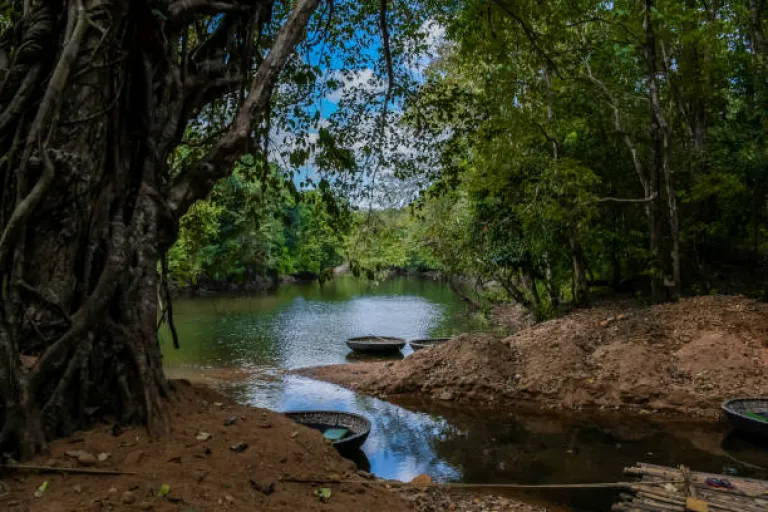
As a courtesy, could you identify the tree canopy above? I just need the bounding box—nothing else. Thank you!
[0,0,764,459]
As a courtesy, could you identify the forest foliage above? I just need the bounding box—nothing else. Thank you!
[167,158,347,284]
[169,0,766,318]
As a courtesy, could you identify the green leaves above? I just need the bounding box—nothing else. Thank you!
[168,157,348,285]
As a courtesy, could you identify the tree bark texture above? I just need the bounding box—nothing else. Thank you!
[0,0,319,459]
[643,0,681,301]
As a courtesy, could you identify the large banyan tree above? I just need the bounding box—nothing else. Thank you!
[0,0,323,458]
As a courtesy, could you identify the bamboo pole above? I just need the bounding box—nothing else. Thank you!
[620,463,768,512]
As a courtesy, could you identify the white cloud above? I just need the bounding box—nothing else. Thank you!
[324,68,385,104]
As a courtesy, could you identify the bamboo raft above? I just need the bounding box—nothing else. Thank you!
[614,462,768,512]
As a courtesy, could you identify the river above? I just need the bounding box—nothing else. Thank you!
[161,276,768,511]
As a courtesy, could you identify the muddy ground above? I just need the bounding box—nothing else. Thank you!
[1,381,548,512]
[299,296,768,418]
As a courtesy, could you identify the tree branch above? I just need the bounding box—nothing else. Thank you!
[168,0,321,216]
[169,0,251,23]
[379,0,394,117]
[583,59,649,194]
[596,191,658,203]
[488,0,561,78]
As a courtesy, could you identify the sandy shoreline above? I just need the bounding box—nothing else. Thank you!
[297,296,767,419]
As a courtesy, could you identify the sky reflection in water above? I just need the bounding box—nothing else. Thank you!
[162,277,768,511]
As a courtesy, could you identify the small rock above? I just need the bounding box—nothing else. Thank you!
[196,431,212,441]
[214,402,224,409]
[357,470,374,480]
[73,485,83,494]
[137,501,153,510]
[44,458,58,467]
[167,456,182,463]
[224,494,235,503]
[437,391,453,401]
[97,452,111,462]
[599,316,616,327]
[65,450,85,458]
[249,479,274,495]
[230,442,248,453]
[290,431,298,439]
[410,474,432,487]
[109,487,118,493]
[224,416,237,426]
[258,422,272,429]
[123,450,144,465]
[77,452,97,466]
[121,491,136,505]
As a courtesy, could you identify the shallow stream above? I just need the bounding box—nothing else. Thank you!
[161,276,768,511]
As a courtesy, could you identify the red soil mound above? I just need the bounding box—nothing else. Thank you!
[3,381,401,512]
[2,382,545,511]
[301,296,768,417]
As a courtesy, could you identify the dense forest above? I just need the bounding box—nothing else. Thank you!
[0,0,764,459]
[168,160,346,286]
[171,0,767,319]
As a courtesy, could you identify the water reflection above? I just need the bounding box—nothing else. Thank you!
[345,351,406,362]
[161,276,487,369]
[224,375,462,483]
[387,400,768,511]
[161,277,768,512]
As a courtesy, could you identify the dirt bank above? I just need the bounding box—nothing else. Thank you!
[299,296,768,417]
[1,381,546,511]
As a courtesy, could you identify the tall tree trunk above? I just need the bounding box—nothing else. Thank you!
[543,64,586,306]
[0,0,319,459]
[568,227,588,306]
[644,0,680,301]
[522,269,541,309]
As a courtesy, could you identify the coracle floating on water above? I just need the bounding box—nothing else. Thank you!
[284,410,371,455]
[409,338,452,351]
[346,336,406,354]
[721,397,768,437]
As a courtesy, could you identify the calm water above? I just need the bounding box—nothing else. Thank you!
[161,277,768,512]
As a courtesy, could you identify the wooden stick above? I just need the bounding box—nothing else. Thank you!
[281,477,684,490]
[3,464,138,476]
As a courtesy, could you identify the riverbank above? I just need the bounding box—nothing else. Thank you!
[3,381,548,511]
[298,295,768,418]
[168,268,444,298]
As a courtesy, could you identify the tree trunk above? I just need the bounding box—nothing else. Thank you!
[448,277,483,310]
[0,0,319,459]
[542,254,560,309]
[568,227,588,306]
[522,269,541,309]
[643,0,680,301]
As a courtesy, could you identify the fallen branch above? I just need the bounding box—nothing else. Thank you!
[281,477,685,490]
[3,464,138,476]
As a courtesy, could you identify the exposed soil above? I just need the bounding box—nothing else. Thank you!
[299,296,768,418]
[0,381,546,512]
